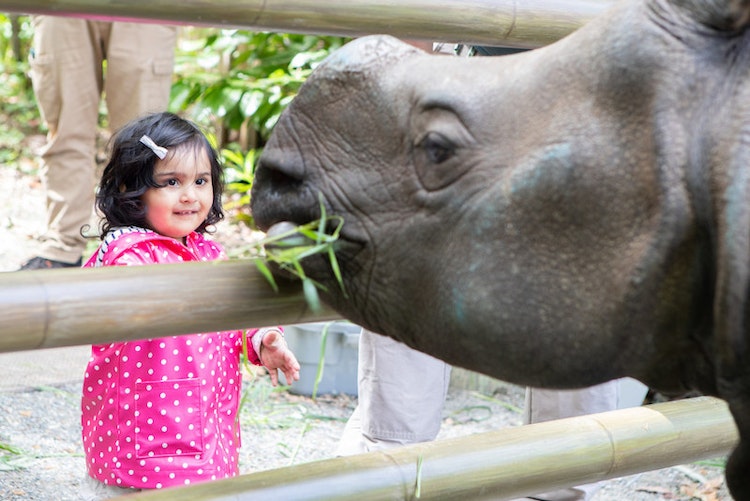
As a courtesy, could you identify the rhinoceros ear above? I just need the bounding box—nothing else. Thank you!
[671,0,750,30]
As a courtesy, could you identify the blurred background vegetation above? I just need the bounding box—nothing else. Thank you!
[0,13,348,229]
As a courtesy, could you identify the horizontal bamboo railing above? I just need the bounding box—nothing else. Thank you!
[0,0,614,49]
[125,396,737,500]
[0,261,338,352]
[0,262,739,500]
[0,2,737,500]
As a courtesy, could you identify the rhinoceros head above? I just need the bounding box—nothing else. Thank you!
[251,1,750,496]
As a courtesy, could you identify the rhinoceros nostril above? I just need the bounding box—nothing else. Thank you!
[257,149,306,181]
[266,166,302,189]
[253,158,305,202]
[251,157,321,232]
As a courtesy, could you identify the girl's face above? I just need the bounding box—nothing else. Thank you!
[141,145,214,241]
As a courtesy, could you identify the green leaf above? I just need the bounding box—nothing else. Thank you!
[328,247,346,297]
[302,278,321,313]
[311,322,331,399]
[254,259,278,292]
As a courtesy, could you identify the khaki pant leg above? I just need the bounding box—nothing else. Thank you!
[29,16,102,262]
[336,330,451,455]
[524,381,620,424]
[104,22,177,131]
[522,382,620,501]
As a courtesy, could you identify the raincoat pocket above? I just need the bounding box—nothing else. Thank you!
[134,379,203,458]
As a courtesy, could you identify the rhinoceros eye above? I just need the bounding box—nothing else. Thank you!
[412,110,472,191]
[420,132,455,164]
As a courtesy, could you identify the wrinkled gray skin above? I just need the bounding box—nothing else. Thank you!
[251,0,750,496]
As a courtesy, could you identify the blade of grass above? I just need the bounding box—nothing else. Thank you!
[0,442,22,454]
[286,420,312,466]
[328,246,347,299]
[414,454,424,499]
[315,193,327,245]
[311,322,331,399]
[302,278,321,313]
[254,258,278,292]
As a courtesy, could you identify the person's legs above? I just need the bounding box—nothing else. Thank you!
[336,329,452,455]
[25,16,103,266]
[522,382,621,501]
[104,22,177,131]
[524,383,621,424]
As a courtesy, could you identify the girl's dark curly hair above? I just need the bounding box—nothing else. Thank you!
[96,112,224,238]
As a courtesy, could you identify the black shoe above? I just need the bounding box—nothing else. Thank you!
[18,256,83,270]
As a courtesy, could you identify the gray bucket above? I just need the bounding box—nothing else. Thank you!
[283,321,360,396]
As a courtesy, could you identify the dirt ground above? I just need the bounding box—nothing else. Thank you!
[0,153,734,500]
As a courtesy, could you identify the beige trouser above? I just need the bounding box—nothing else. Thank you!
[337,331,643,500]
[336,330,452,455]
[28,17,177,263]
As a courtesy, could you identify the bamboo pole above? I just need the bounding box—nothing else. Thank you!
[123,396,737,500]
[0,260,339,353]
[0,0,614,48]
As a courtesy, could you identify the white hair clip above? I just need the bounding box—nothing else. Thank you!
[139,134,168,160]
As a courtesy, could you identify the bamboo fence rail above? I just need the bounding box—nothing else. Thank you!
[125,396,738,500]
[0,261,338,352]
[0,0,614,49]
[0,262,738,500]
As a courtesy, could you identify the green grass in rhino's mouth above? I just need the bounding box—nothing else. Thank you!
[232,197,347,312]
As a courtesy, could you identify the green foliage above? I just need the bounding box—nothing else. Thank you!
[254,196,346,312]
[228,194,347,312]
[222,147,258,227]
[0,14,41,166]
[312,322,332,399]
[0,14,35,114]
[171,29,348,142]
[0,440,27,471]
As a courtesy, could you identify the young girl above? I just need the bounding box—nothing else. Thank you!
[81,111,300,494]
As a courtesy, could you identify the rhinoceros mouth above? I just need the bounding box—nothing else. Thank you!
[263,219,366,251]
[251,149,368,256]
[259,218,366,291]
[264,221,314,247]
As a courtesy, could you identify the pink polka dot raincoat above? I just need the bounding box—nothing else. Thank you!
[81,227,270,489]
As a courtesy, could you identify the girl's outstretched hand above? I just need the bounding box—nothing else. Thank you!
[259,330,301,386]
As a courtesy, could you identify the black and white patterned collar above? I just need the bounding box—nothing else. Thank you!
[92,226,152,268]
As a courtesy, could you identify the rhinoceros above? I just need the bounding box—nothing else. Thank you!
[250,0,750,497]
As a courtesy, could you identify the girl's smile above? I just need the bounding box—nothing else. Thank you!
[141,145,214,241]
